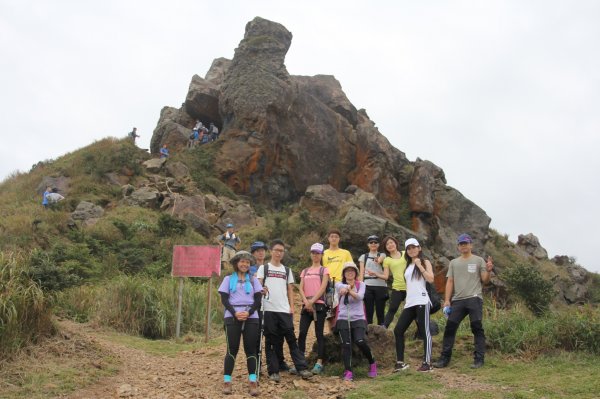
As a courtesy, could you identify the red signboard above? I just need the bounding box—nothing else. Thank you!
[172,245,221,277]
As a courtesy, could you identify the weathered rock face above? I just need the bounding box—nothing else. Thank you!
[150,16,492,259]
[71,201,104,221]
[126,187,162,208]
[143,158,166,174]
[37,176,69,195]
[517,233,549,260]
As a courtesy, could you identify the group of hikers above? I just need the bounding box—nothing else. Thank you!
[217,228,494,396]
[188,120,219,148]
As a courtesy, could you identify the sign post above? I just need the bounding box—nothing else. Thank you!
[172,245,221,341]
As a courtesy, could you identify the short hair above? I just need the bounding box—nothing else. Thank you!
[270,239,286,250]
[328,228,341,237]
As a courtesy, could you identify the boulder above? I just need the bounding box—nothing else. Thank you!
[142,158,166,173]
[150,106,194,154]
[184,74,222,127]
[182,213,212,237]
[71,201,104,221]
[121,184,135,197]
[299,184,351,222]
[517,233,548,260]
[127,187,162,208]
[37,176,69,195]
[165,161,190,180]
[105,172,129,186]
[339,188,391,220]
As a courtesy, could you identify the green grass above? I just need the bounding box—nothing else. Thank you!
[347,352,600,399]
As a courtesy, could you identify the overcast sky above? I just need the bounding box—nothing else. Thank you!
[1,1,599,273]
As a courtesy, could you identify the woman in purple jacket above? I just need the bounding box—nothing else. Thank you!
[218,251,263,396]
[335,262,377,382]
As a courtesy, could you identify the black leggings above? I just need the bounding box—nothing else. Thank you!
[383,289,407,328]
[337,324,374,372]
[364,285,389,325]
[298,306,327,360]
[393,304,432,364]
[224,318,259,377]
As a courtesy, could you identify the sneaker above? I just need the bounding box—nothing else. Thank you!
[368,362,378,378]
[417,362,433,372]
[222,382,232,395]
[342,370,353,382]
[288,367,298,375]
[433,358,450,368]
[394,361,409,372]
[471,359,484,369]
[248,381,259,397]
[298,369,313,379]
[269,373,281,383]
[311,363,323,375]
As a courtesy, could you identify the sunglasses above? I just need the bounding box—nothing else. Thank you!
[368,241,379,245]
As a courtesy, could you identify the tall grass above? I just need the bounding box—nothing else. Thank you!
[0,251,54,360]
[56,275,222,339]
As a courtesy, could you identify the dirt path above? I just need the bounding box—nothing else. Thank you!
[57,319,354,399]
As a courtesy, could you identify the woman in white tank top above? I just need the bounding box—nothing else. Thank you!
[393,238,435,373]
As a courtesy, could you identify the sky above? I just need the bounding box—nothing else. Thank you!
[1,1,599,273]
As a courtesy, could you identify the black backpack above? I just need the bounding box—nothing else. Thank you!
[426,281,442,314]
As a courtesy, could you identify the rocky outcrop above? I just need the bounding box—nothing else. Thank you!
[143,158,166,173]
[71,201,104,222]
[126,187,162,208]
[165,161,190,180]
[150,107,194,154]
[205,57,231,86]
[184,75,221,127]
[517,233,549,260]
[37,176,69,195]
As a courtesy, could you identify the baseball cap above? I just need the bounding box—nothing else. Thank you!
[405,238,420,248]
[310,243,324,253]
[250,241,268,253]
[367,235,379,243]
[226,223,234,228]
[457,233,472,244]
[342,261,359,274]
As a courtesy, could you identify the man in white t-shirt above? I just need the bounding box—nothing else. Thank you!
[257,239,312,381]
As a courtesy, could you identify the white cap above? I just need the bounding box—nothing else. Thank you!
[404,238,420,249]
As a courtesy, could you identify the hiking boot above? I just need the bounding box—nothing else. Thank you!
[248,381,259,397]
[417,362,433,372]
[368,362,378,378]
[342,370,353,382]
[269,373,281,383]
[288,366,298,375]
[471,359,484,369]
[279,362,290,372]
[222,382,232,395]
[394,361,409,372]
[311,363,323,375]
[433,358,450,368]
[298,369,313,379]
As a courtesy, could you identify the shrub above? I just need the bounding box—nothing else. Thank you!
[157,213,187,237]
[0,251,54,360]
[503,263,555,316]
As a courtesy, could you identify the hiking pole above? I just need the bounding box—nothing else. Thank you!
[257,292,268,383]
[344,290,352,370]
[241,305,250,332]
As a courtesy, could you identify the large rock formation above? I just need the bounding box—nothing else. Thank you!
[150,16,491,259]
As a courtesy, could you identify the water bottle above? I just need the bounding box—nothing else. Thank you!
[443,306,452,318]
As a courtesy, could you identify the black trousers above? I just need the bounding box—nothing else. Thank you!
[383,289,407,328]
[224,317,259,376]
[364,285,389,325]
[263,311,308,374]
[393,304,432,364]
[336,319,374,372]
[298,304,327,360]
[440,297,486,361]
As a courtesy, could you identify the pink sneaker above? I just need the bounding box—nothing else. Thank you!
[342,370,353,381]
[368,362,378,378]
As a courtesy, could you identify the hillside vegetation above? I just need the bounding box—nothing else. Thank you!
[1,137,599,368]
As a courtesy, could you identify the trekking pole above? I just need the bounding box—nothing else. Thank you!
[241,305,250,332]
[344,289,352,369]
[257,292,268,383]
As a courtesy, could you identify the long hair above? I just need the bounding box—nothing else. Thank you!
[381,236,400,256]
[404,248,428,281]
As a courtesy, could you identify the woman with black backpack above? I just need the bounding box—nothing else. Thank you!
[298,243,330,375]
[393,238,435,373]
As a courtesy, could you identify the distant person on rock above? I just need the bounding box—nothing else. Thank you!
[188,129,199,149]
[256,239,313,382]
[46,188,65,205]
[322,229,353,329]
[128,127,139,144]
[381,236,408,328]
[210,122,219,141]
[159,144,169,158]
[298,243,329,375]
[433,233,494,369]
[42,186,52,209]
[218,251,263,396]
[336,262,378,382]
[218,224,241,271]
[358,235,389,326]
[393,238,435,373]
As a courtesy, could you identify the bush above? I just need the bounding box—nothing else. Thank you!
[57,275,222,339]
[0,251,54,360]
[503,263,555,316]
[157,213,187,237]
